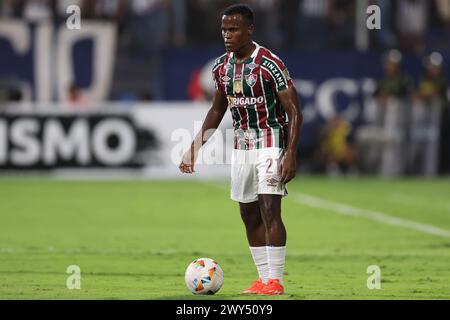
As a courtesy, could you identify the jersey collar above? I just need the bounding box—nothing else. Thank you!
[229,42,260,65]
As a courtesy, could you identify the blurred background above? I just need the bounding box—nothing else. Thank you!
[0,0,449,177]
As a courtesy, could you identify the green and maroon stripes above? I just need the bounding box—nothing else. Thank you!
[242,59,260,148]
[211,46,291,150]
[234,63,248,131]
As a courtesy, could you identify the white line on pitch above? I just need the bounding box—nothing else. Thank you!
[292,193,450,238]
[201,182,450,238]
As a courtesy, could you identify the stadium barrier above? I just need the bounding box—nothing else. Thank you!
[0,103,233,178]
[0,99,446,178]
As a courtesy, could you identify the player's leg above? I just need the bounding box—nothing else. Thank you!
[258,194,286,246]
[239,201,270,294]
[239,201,266,247]
[255,147,288,294]
[230,149,268,293]
[239,201,269,293]
[256,147,288,247]
[258,194,286,295]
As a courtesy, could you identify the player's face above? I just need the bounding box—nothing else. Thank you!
[221,14,252,52]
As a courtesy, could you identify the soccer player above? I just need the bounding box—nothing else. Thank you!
[179,4,302,295]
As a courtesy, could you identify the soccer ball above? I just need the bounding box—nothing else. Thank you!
[185,258,223,295]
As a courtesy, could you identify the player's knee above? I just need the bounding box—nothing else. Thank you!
[260,202,283,226]
[240,209,262,229]
[263,213,283,228]
[259,203,279,221]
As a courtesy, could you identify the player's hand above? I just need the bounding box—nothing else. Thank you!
[179,149,198,174]
[279,150,297,184]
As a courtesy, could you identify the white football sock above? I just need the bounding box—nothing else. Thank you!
[249,246,269,283]
[267,246,286,283]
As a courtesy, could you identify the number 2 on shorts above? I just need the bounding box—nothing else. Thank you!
[266,158,273,174]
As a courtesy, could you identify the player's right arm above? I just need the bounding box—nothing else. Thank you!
[179,89,228,174]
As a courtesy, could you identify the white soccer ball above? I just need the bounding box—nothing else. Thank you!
[185,258,223,295]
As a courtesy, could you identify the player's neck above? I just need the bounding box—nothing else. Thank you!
[233,42,256,64]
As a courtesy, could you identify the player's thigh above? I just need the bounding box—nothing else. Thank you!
[255,148,287,197]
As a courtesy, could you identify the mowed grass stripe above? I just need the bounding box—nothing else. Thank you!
[1,178,449,299]
[286,177,450,228]
[204,180,450,238]
[292,193,450,238]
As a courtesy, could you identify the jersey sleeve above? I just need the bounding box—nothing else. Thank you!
[261,54,293,92]
[212,56,226,93]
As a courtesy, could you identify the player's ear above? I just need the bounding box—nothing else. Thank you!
[248,24,254,36]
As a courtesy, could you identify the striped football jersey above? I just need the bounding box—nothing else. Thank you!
[212,42,293,150]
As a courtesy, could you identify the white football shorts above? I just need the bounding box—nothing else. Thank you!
[230,147,288,203]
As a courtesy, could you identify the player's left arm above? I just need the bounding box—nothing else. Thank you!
[277,85,303,184]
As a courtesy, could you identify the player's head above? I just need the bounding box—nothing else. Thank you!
[221,4,254,52]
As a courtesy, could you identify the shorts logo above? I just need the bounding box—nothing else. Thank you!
[245,74,257,87]
[266,176,280,187]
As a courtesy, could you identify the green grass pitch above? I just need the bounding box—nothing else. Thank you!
[0,176,449,300]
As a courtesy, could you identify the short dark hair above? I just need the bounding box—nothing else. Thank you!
[223,4,254,25]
